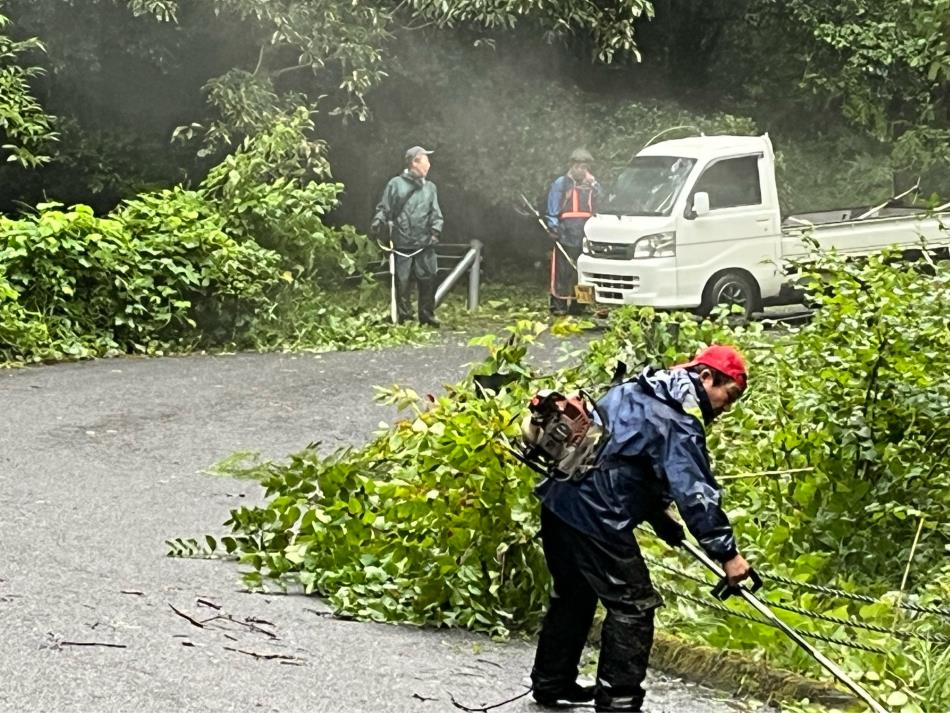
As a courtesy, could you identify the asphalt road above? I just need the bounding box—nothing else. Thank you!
[2,343,768,713]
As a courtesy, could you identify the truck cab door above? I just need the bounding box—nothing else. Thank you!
[676,153,781,309]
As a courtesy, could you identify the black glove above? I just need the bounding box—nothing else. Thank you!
[651,510,685,548]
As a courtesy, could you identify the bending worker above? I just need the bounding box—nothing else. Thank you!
[371,145,444,327]
[545,148,603,315]
[530,345,753,712]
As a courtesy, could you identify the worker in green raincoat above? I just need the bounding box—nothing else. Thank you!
[371,146,444,327]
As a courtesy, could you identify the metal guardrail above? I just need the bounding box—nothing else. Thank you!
[434,240,482,311]
[368,240,483,312]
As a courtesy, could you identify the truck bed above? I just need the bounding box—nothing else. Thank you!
[781,206,949,259]
[783,205,923,227]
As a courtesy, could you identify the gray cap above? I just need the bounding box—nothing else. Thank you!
[569,148,594,164]
[405,145,434,162]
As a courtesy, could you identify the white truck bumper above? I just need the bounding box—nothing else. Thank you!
[577,255,691,308]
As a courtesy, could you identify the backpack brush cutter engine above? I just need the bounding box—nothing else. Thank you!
[514,389,609,482]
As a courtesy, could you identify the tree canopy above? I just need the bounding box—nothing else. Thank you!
[1,0,947,222]
[0,7,56,167]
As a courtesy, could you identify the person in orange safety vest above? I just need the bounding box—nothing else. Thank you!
[544,148,603,315]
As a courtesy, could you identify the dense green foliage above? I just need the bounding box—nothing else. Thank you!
[0,7,56,167]
[0,199,276,360]
[0,0,651,199]
[127,0,652,120]
[198,106,373,280]
[175,325,553,630]
[778,1,950,180]
[3,0,947,225]
[183,251,950,711]
[653,251,950,713]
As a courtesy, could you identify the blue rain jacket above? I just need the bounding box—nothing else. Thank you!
[544,175,604,235]
[535,368,739,562]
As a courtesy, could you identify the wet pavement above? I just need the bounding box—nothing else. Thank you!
[2,345,772,712]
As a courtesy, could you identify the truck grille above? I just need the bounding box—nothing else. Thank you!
[587,241,633,260]
[588,273,640,301]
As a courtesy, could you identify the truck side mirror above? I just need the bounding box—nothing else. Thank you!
[691,192,711,218]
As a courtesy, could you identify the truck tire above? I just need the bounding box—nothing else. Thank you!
[701,271,760,320]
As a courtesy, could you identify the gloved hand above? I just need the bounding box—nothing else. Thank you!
[651,509,685,548]
[430,233,440,245]
[723,554,751,586]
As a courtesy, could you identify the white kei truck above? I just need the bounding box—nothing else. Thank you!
[575,134,950,315]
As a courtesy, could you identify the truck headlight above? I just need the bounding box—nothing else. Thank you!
[632,232,676,259]
[582,236,591,254]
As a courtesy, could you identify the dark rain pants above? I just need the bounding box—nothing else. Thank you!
[531,507,663,712]
[394,246,438,323]
[550,219,585,314]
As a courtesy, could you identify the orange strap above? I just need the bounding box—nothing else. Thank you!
[560,186,592,219]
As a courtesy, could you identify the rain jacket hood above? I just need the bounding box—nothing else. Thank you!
[536,368,738,562]
[638,367,714,425]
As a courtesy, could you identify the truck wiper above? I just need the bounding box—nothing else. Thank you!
[599,209,664,217]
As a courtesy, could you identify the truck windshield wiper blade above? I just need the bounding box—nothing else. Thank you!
[600,209,664,217]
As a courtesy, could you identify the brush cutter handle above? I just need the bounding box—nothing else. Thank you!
[711,568,762,600]
[681,540,892,713]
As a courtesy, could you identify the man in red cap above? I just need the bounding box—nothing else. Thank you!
[530,344,751,712]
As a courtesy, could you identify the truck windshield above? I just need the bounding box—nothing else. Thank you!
[604,156,696,216]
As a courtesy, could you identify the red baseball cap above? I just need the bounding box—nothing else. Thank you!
[675,345,748,389]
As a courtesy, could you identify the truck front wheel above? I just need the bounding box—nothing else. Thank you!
[700,271,760,320]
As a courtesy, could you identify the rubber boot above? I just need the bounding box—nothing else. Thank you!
[417,276,438,326]
[394,255,414,323]
[531,591,597,705]
[533,681,595,707]
[593,608,655,712]
[532,508,609,708]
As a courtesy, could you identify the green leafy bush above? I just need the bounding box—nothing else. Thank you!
[0,9,57,168]
[717,251,950,577]
[198,106,376,282]
[0,199,280,359]
[184,323,551,635]
[0,269,49,359]
[576,253,950,711]
[116,188,282,344]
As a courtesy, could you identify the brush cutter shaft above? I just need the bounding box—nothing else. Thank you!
[552,238,578,272]
[388,242,397,324]
[680,541,891,713]
[520,194,578,272]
